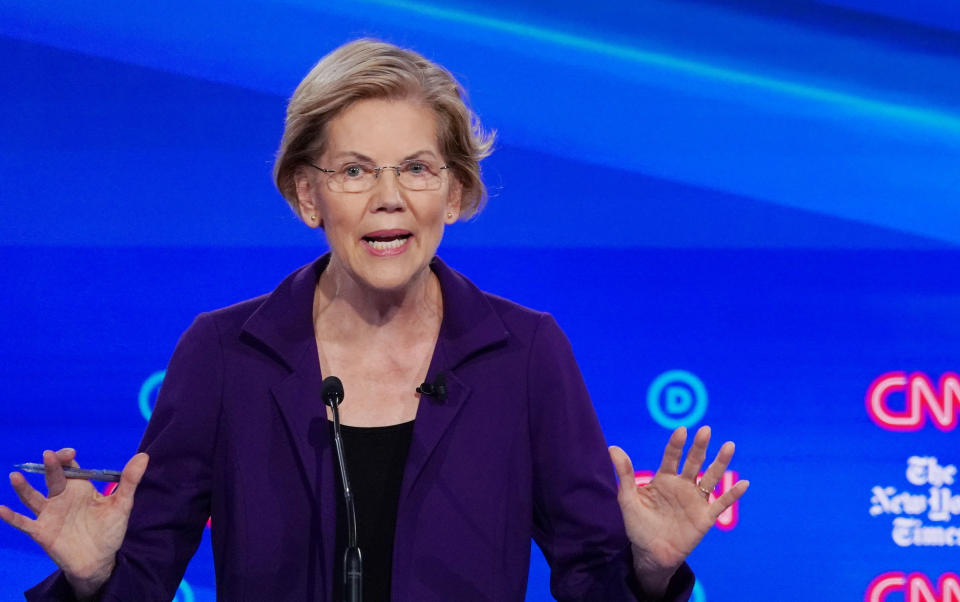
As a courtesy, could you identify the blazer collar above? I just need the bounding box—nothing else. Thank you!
[239,255,327,372]
[430,255,511,368]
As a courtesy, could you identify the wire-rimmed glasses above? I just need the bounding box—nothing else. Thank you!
[308,160,449,193]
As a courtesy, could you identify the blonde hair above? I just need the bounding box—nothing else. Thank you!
[273,39,495,219]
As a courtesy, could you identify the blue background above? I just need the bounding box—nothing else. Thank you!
[1,1,958,600]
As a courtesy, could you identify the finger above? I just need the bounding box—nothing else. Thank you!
[0,504,37,536]
[42,450,67,498]
[113,453,149,509]
[55,448,79,469]
[608,446,637,487]
[698,441,735,492]
[9,472,46,516]
[680,425,711,480]
[709,480,750,522]
[656,427,687,475]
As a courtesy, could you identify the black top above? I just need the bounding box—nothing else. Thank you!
[330,420,415,602]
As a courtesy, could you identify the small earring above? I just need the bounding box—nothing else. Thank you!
[447,212,454,218]
[310,215,317,221]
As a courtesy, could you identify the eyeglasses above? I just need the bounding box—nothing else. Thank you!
[308,160,448,193]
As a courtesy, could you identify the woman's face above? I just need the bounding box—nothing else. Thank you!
[295,98,461,293]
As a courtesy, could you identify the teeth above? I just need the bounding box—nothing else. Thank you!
[367,237,407,250]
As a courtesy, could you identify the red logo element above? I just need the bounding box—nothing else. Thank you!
[866,372,960,431]
[866,571,960,602]
[633,470,739,530]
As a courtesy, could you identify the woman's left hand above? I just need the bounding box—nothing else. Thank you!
[609,426,749,597]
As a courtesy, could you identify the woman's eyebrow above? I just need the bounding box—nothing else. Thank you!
[402,150,439,161]
[329,151,375,163]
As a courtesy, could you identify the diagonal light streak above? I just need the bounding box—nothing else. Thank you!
[362,0,960,134]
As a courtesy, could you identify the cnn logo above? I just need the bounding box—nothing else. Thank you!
[866,572,960,602]
[867,372,959,431]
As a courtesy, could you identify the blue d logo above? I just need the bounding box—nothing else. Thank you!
[647,370,708,429]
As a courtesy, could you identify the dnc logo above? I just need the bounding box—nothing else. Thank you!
[647,370,708,430]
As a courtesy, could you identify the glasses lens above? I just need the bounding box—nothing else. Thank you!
[339,177,374,193]
[398,162,443,191]
[328,165,376,193]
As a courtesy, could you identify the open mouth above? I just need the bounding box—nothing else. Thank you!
[362,232,412,251]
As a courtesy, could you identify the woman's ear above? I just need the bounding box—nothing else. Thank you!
[294,167,323,228]
[445,179,463,224]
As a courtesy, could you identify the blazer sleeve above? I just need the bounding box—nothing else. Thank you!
[526,314,693,602]
[25,313,223,601]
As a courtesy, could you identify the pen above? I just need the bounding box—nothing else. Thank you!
[13,463,122,483]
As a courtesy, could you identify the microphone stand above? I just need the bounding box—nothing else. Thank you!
[323,376,362,602]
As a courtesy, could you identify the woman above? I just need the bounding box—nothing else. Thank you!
[1,39,747,601]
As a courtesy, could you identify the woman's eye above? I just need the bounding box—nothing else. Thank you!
[405,162,427,176]
[344,165,366,178]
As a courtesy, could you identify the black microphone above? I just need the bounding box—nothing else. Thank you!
[322,376,344,408]
[321,376,362,602]
[416,372,447,401]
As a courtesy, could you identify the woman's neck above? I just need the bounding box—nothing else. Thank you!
[313,255,443,342]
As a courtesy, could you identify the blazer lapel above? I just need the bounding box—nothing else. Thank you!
[400,340,468,499]
[269,344,338,594]
[241,255,338,592]
[268,342,331,504]
[400,257,510,500]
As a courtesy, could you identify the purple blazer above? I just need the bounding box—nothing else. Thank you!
[28,255,693,601]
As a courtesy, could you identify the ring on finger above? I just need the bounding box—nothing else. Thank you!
[696,480,713,498]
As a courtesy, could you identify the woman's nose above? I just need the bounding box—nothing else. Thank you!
[371,169,406,211]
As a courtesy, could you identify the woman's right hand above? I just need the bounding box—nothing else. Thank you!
[0,448,149,599]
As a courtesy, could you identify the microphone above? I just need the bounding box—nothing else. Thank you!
[321,376,362,602]
[416,372,447,401]
[322,376,344,408]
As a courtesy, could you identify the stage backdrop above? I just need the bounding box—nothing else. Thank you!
[2,1,958,600]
